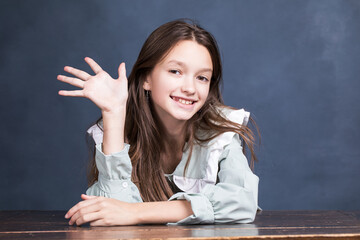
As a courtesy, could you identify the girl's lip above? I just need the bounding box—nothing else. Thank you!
[170,96,198,102]
[170,96,196,109]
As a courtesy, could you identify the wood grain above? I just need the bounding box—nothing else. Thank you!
[0,210,359,239]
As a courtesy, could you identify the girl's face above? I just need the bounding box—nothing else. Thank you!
[143,40,212,127]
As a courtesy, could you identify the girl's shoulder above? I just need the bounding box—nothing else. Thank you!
[215,106,250,127]
[206,106,250,149]
[172,107,251,193]
[195,106,250,145]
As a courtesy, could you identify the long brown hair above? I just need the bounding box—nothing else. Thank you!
[87,19,259,202]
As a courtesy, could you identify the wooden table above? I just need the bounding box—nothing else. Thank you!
[0,210,359,239]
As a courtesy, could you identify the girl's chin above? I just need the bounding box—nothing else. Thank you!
[171,110,198,121]
[153,104,201,124]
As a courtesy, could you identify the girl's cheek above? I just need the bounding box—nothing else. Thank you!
[199,86,210,97]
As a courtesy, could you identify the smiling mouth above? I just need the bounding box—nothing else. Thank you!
[171,96,196,105]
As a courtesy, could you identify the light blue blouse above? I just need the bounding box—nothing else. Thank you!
[86,108,259,224]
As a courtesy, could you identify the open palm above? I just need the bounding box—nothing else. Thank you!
[58,57,128,113]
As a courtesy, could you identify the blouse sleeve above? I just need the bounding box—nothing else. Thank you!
[85,143,143,203]
[168,134,259,224]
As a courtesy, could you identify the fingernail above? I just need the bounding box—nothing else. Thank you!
[65,214,68,218]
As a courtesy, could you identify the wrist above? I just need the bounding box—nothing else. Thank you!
[102,107,126,128]
[101,105,126,116]
[132,201,193,224]
[101,106,126,155]
[133,202,145,224]
[133,202,155,224]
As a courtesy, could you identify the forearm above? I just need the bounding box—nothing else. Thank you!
[102,107,126,155]
[135,200,193,224]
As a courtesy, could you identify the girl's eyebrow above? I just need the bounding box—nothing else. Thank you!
[166,60,213,73]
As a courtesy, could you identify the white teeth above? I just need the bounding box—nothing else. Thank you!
[176,98,193,105]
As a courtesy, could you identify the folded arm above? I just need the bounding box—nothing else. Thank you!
[169,135,259,224]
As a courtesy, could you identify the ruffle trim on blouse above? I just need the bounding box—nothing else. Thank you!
[173,108,250,194]
[86,108,250,195]
[87,123,103,145]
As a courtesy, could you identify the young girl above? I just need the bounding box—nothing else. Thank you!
[58,19,259,226]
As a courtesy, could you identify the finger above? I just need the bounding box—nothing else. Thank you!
[57,75,84,88]
[85,57,103,74]
[118,62,127,80]
[75,211,103,226]
[65,197,102,219]
[64,66,91,80]
[69,204,102,226]
[81,194,97,200]
[58,90,84,97]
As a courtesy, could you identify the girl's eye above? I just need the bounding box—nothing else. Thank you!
[169,69,181,75]
[197,76,209,82]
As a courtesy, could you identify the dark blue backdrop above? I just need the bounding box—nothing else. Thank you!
[1,0,359,210]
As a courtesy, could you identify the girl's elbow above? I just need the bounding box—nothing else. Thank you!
[214,198,258,224]
[235,203,258,223]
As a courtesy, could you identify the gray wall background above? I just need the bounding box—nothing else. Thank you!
[1,0,359,210]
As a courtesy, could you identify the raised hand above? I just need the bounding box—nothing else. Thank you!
[58,57,128,113]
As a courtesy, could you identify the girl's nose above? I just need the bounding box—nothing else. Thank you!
[181,77,196,94]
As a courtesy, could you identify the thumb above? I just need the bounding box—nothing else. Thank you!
[118,62,127,80]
